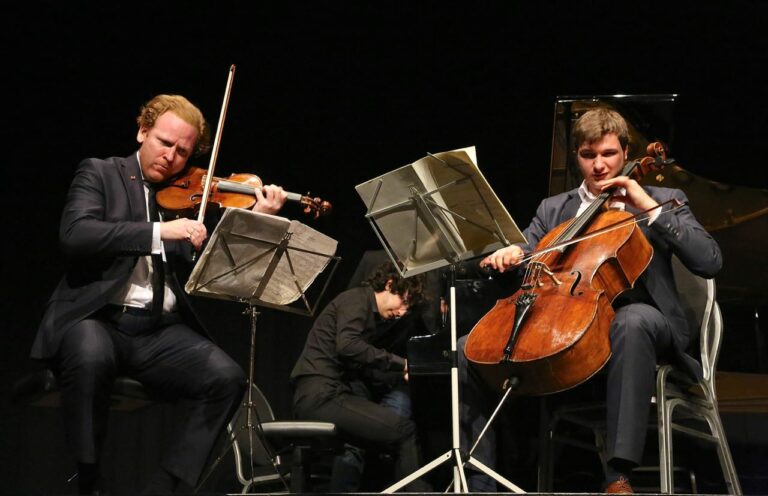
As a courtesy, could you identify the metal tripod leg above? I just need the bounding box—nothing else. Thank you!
[465,383,524,492]
[194,306,288,493]
[382,283,525,493]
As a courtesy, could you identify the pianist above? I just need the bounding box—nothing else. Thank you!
[289,261,432,491]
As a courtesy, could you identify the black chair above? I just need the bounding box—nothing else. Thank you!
[227,383,340,493]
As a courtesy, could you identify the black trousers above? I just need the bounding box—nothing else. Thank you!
[292,375,430,491]
[459,302,674,489]
[55,312,246,488]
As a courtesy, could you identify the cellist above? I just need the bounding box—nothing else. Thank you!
[458,108,721,493]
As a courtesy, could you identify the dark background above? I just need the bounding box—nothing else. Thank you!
[2,1,768,494]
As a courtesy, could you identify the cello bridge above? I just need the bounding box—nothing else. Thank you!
[535,265,562,287]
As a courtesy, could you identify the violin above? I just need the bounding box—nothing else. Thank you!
[156,166,332,219]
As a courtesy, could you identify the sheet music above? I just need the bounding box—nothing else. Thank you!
[423,147,521,252]
[264,220,337,305]
[185,209,337,306]
[355,146,526,276]
[411,147,485,254]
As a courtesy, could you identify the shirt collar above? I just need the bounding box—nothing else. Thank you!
[577,181,597,203]
[367,285,381,318]
[136,152,146,182]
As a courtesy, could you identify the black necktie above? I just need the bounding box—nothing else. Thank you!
[146,183,165,317]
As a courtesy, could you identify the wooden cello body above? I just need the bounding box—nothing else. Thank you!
[464,146,669,396]
[465,210,651,395]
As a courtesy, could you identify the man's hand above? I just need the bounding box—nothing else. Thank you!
[597,176,659,213]
[480,245,524,273]
[160,219,208,250]
[252,185,288,214]
[403,359,409,383]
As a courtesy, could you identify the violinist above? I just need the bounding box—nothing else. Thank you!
[30,94,287,494]
[458,108,722,493]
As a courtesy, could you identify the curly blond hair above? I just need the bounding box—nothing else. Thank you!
[136,94,212,156]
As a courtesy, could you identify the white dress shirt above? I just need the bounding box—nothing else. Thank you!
[109,153,177,313]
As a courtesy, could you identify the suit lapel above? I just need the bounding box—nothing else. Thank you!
[119,153,148,222]
[560,191,581,223]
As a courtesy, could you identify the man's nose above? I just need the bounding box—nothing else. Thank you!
[593,155,604,169]
[164,146,176,162]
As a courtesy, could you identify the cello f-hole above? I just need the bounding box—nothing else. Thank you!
[569,270,583,296]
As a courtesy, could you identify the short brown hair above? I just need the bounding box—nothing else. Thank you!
[364,261,427,308]
[136,94,212,156]
[571,108,629,151]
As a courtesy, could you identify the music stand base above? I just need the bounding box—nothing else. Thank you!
[466,455,525,493]
[381,449,524,493]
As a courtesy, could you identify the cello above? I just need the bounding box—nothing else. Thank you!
[464,143,671,395]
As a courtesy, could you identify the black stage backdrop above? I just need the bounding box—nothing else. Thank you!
[2,2,768,494]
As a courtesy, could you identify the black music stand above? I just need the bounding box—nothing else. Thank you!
[187,208,340,491]
[355,146,527,493]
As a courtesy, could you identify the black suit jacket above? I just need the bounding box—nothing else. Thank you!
[32,154,205,360]
[518,186,722,379]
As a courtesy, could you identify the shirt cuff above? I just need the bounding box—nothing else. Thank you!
[389,354,406,371]
[647,204,662,226]
[151,222,162,254]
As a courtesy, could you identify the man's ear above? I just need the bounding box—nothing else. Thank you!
[385,279,393,292]
[137,126,147,145]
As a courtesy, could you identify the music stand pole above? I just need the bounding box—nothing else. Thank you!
[242,304,289,490]
[195,303,289,493]
[382,265,524,493]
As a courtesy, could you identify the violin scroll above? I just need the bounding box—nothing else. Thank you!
[301,196,333,219]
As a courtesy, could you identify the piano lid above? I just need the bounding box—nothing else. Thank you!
[549,95,768,305]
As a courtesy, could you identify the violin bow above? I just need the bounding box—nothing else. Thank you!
[196,64,236,223]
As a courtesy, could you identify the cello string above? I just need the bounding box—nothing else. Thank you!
[516,199,683,266]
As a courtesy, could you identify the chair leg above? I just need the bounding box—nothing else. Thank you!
[703,410,742,495]
[537,398,555,492]
[658,400,674,494]
[289,447,309,493]
[667,398,743,496]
